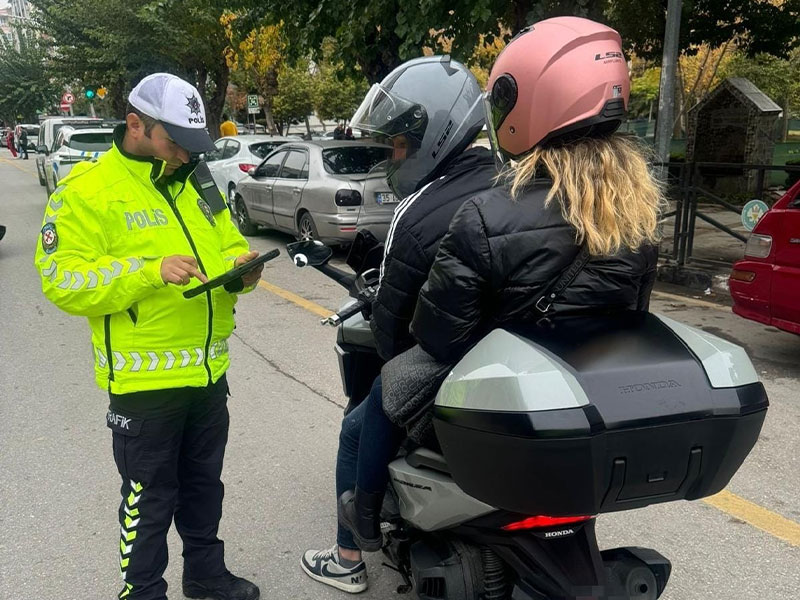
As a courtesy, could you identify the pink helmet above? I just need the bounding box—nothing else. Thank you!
[486,17,630,158]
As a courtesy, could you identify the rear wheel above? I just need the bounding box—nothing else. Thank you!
[44,172,53,198]
[235,196,258,236]
[297,211,319,241]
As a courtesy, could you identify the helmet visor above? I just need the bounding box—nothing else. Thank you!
[350,84,428,140]
[482,91,509,169]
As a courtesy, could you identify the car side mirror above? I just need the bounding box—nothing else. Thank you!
[247,167,257,178]
[37,145,48,155]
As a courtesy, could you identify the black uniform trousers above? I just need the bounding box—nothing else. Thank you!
[107,375,230,600]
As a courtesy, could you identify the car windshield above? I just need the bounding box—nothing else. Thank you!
[321,146,392,175]
[68,132,114,152]
[249,141,287,159]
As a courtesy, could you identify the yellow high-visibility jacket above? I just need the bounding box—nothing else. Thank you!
[34,130,252,394]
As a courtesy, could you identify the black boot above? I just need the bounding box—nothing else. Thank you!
[338,487,384,552]
[183,570,260,600]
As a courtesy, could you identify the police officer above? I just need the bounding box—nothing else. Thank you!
[35,73,262,600]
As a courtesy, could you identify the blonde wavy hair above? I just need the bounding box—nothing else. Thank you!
[506,135,665,256]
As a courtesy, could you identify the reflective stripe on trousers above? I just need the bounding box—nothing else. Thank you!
[95,340,229,373]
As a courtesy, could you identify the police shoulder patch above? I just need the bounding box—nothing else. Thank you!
[41,222,58,254]
[197,198,216,226]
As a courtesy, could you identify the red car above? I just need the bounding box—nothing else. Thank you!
[730,180,800,335]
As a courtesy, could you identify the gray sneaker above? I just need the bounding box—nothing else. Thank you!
[300,545,368,593]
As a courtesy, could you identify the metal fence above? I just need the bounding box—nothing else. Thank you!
[659,162,800,267]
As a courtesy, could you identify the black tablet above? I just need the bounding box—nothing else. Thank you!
[183,248,280,299]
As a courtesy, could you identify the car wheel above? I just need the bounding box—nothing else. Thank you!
[235,196,258,236]
[297,212,319,242]
[36,162,45,186]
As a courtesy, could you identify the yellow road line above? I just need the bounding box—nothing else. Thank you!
[0,156,37,176]
[652,290,731,312]
[257,279,333,318]
[256,277,800,547]
[703,490,800,547]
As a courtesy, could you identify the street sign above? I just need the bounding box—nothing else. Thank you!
[741,199,769,232]
[96,87,107,99]
[247,94,260,114]
[60,101,71,112]
[62,92,75,105]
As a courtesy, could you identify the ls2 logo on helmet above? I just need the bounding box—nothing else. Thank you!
[595,51,624,63]
[186,94,205,125]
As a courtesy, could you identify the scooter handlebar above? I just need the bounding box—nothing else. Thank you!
[320,300,367,326]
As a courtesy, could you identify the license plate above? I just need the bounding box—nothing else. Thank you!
[376,192,398,205]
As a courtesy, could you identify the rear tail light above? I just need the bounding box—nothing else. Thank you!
[744,234,772,258]
[502,515,593,531]
[335,189,363,206]
[730,269,756,282]
[238,163,257,173]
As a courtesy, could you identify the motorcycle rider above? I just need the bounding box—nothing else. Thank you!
[335,16,665,558]
[300,55,496,593]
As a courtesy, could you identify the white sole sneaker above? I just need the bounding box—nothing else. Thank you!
[300,548,368,594]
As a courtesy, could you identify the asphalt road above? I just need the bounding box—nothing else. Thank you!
[0,152,798,600]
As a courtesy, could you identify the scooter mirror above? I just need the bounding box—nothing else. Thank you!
[286,240,333,267]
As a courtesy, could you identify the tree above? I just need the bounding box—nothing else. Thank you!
[31,0,236,131]
[607,0,800,60]
[312,38,369,123]
[272,60,315,135]
[0,26,61,123]
[222,13,286,134]
[630,66,661,121]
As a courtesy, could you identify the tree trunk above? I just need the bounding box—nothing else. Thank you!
[510,0,534,33]
[780,98,790,142]
[262,104,278,135]
[304,115,312,137]
[205,58,230,141]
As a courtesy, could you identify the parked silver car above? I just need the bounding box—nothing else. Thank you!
[233,140,398,243]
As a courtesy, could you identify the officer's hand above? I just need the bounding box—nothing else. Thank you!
[161,255,209,285]
[235,251,263,286]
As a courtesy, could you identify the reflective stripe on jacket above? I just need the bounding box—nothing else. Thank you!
[34,127,251,394]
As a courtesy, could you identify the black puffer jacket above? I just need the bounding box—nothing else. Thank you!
[411,180,658,363]
[371,147,497,361]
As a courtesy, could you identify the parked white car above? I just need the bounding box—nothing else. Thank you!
[206,135,296,204]
[36,116,103,189]
[43,127,114,196]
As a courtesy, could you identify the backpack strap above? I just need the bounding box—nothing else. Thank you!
[534,245,591,315]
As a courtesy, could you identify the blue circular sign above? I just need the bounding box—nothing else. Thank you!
[741,200,769,232]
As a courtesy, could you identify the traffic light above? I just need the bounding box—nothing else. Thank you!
[84,86,96,100]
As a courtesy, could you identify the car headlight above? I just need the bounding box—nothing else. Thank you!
[744,234,772,258]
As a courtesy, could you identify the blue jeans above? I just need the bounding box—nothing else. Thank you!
[335,375,405,550]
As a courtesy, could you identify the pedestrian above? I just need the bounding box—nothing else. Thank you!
[344,126,355,140]
[219,113,237,137]
[6,130,17,158]
[34,72,262,600]
[332,124,345,140]
[14,123,22,157]
[18,127,28,159]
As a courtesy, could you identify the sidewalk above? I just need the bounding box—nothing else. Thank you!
[658,202,751,297]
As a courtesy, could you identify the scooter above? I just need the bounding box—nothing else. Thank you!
[287,235,768,600]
